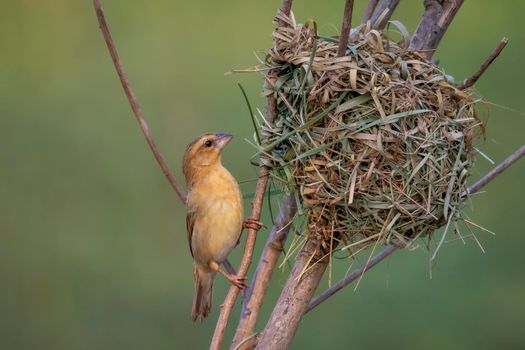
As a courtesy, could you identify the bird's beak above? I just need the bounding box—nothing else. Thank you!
[214,133,233,150]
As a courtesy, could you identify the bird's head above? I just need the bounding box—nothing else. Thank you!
[183,132,233,180]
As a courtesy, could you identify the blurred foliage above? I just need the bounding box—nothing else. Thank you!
[0,1,524,349]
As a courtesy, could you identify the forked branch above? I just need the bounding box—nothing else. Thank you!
[255,237,329,350]
[232,195,298,349]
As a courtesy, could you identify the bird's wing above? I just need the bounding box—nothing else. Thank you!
[186,210,195,258]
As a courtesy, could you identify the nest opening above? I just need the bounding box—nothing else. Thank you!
[259,14,482,254]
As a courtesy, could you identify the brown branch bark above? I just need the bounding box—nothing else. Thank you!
[337,0,354,57]
[278,0,294,27]
[92,0,186,203]
[361,0,379,24]
[369,0,400,30]
[410,0,464,58]
[232,195,297,349]
[458,37,508,90]
[255,237,329,350]
[305,144,525,313]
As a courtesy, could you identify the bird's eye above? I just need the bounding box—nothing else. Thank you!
[203,140,213,147]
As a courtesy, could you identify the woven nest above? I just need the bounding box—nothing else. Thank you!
[259,14,482,253]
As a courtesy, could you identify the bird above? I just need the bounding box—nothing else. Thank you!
[183,132,261,321]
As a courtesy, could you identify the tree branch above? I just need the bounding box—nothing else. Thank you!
[92,0,186,203]
[232,195,297,349]
[278,0,294,27]
[337,0,354,57]
[306,243,399,312]
[369,0,400,30]
[466,144,525,195]
[305,144,525,312]
[410,0,464,58]
[458,37,508,90]
[255,237,329,350]
[361,0,379,24]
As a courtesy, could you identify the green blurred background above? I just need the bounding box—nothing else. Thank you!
[1,1,524,349]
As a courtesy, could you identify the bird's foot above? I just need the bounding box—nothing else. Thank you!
[243,218,264,231]
[227,274,247,290]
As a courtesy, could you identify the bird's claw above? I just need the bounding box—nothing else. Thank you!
[227,274,248,290]
[243,218,264,231]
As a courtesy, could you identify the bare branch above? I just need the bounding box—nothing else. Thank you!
[337,0,354,57]
[278,0,294,27]
[209,96,276,350]
[232,195,297,349]
[410,0,464,58]
[255,237,329,350]
[305,144,525,312]
[92,0,186,203]
[466,144,525,195]
[369,0,400,30]
[306,244,399,312]
[281,0,293,16]
[458,37,509,90]
[361,0,379,24]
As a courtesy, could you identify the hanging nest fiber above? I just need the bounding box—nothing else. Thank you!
[258,13,482,253]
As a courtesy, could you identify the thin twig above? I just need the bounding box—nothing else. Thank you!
[305,145,525,312]
[92,0,186,202]
[232,195,298,349]
[361,0,379,24]
[209,97,276,350]
[458,37,509,90]
[466,144,525,195]
[369,0,400,30]
[306,244,399,312]
[337,0,354,57]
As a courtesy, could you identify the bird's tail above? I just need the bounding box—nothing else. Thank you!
[192,265,214,322]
